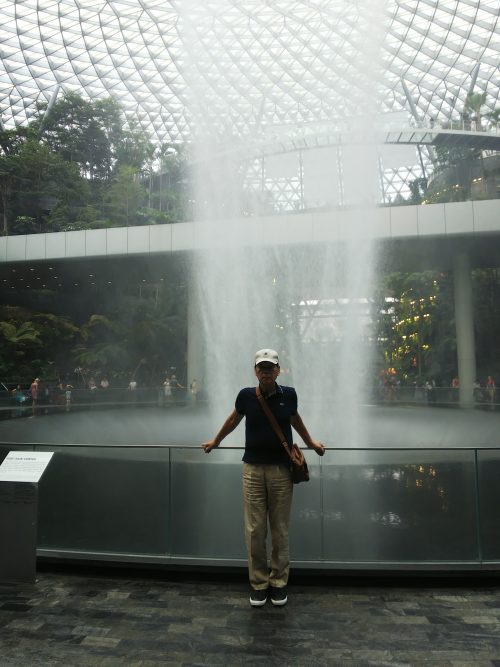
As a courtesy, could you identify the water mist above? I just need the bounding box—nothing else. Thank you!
[182,2,385,445]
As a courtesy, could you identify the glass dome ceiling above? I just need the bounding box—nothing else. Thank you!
[0,0,499,145]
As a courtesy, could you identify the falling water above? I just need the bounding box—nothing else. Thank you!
[182,2,385,445]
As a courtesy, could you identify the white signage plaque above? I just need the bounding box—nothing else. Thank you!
[0,451,54,483]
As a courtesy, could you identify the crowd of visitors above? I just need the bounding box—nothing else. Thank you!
[1,369,201,419]
[376,372,498,407]
[2,369,499,420]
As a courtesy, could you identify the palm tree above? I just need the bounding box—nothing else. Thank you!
[484,108,500,132]
[0,321,41,346]
[464,92,487,131]
[0,321,42,374]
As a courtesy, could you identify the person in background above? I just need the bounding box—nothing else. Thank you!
[202,348,325,608]
[473,378,482,404]
[189,378,199,404]
[486,375,496,410]
[163,377,172,406]
[170,374,184,402]
[65,383,73,412]
[29,377,40,417]
[88,377,98,408]
[128,378,138,406]
[11,384,26,418]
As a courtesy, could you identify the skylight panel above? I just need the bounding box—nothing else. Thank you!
[0,0,497,151]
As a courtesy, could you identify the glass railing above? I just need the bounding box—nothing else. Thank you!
[1,443,499,569]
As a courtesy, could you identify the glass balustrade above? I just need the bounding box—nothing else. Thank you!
[2,444,491,569]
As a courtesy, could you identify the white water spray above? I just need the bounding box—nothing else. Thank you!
[182,2,386,445]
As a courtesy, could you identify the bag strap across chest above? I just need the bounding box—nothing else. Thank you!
[255,386,292,458]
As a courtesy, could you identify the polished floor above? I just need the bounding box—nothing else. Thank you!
[2,567,500,666]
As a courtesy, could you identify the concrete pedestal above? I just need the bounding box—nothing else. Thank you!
[0,481,38,583]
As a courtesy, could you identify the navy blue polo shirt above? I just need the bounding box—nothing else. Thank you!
[235,384,297,465]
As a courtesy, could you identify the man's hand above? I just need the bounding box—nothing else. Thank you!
[310,440,325,456]
[202,440,219,453]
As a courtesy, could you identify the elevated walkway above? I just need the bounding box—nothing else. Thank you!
[1,200,500,271]
[211,125,500,160]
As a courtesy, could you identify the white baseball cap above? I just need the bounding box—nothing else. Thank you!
[255,348,279,366]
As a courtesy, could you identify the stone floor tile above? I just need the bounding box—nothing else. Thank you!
[2,570,500,665]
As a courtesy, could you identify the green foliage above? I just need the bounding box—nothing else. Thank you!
[484,108,500,130]
[373,267,500,385]
[408,178,427,205]
[104,165,147,226]
[427,144,482,203]
[464,92,487,128]
[68,286,185,382]
[0,320,41,346]
[0,305,82,378]
[72,341,128,368]
[372,271,456,383]
[0,136,89,234]
[472,268,500,379]
[34,92,121,179]
[115,121,155,170]
[1,92,188,235]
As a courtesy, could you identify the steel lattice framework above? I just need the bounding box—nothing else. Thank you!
[1,0,499,140]
[0,1,499,204]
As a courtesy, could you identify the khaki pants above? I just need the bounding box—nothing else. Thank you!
[242,463,293,590]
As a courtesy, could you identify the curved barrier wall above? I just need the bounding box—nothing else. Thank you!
[1,444,499,570]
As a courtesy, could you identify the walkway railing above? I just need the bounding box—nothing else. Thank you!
[2,442,500,570]
[2,384,498,420]
[0,386,193,419]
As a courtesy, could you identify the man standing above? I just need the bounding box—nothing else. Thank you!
[202,348,325,607]
[29,377,40,417]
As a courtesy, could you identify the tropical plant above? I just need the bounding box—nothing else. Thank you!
[0,133,89,235]
[34,92,120,180]
[484,108,500,131]
[103,165,147,226]
[0,320,41,346]
[372,271,456,383]
[464,91,487,130]
[408,177,428,204]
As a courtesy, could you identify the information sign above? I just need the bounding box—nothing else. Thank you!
[0,451,54,483]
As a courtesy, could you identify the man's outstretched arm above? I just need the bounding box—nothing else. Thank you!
[290,413,325,456]
[202,409,244,453]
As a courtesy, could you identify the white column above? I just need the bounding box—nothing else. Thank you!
[186,280,204,392]
[453,251,476,408]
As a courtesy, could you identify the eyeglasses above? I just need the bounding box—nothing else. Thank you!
[256,364,278,372]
